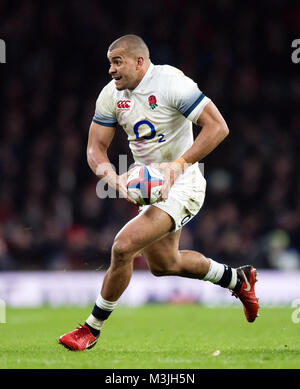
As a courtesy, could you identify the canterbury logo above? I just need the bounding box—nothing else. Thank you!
[117,100,131,110]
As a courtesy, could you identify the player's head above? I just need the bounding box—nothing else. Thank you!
[107,35,150,91]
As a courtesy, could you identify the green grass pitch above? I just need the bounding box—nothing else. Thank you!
[0,304,299,369]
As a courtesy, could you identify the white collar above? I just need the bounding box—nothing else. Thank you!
[131,62,154,93]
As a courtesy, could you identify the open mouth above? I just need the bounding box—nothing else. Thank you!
[114,76,122,81]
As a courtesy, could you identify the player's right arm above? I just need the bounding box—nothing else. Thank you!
[87,121,137,204]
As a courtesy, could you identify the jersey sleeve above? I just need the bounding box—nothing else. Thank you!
[167,70,211,123]
[92,83,117,127]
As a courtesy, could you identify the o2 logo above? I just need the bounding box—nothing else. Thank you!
[291,299,300,324]
[134,120,166,143]
[291,39,300,64]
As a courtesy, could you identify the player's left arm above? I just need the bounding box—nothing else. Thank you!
[158,101,229,199]
[181,100,229,164]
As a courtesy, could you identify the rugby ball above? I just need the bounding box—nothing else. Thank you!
[127,165,164,206]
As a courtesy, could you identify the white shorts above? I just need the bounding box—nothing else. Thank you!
[139,164,206,231]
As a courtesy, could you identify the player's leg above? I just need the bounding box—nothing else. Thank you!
[144,229,259,323]
[145,230,241,289]
[142,170,259,323]
[59,205,174,350]
[99,206,174,302]
[144,229,211,279]
[144,229,237,286]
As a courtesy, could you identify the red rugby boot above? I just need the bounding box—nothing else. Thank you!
[232,265,259,323]
[59,324,99,351]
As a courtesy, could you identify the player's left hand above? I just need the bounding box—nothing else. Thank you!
[151,161,183,201]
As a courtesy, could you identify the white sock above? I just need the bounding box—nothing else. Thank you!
[228,268,237,289]
[203,258,224,283]
[96,295,119,311]
[86,295,119,330]
[86,314,104,330]
[203,258,238,290]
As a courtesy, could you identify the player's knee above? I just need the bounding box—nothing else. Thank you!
[151,268,168,277]
[148,253,180,277]
[111,238,135,263]
[149,263,170,277]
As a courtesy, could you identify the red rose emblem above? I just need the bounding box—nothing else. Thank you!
[148,95,157,105]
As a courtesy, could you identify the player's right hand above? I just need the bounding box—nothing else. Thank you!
[116,172,137,205]
[96,163,137,205]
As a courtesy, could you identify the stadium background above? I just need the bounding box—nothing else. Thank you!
[0,0,299,281]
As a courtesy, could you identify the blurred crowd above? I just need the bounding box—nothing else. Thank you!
[0,0,300,271]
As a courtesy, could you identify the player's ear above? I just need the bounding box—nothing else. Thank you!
[136,56,144,69]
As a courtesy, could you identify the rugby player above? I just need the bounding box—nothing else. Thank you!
[59,35,259,351]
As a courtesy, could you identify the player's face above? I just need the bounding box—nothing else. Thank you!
[107,48,140,90]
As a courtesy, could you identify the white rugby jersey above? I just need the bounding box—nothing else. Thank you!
[93,63,210,167]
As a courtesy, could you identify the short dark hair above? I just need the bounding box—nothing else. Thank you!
[108,35,149,59]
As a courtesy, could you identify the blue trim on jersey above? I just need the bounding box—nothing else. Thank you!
[182,93,205,118]
[92,119,116,127]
